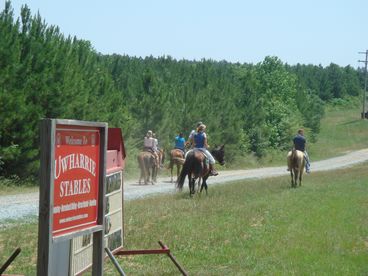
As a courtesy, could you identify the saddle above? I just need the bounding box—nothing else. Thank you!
[143,147,155,154]
[174,148,185,157]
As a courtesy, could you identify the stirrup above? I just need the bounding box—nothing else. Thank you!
[209,169,218,176]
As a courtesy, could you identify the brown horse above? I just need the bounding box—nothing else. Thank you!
[137,149,165,185]
[158,148,165,168]
[168,149,185,184]
[177,145,225,196]
[287,149,305,188]
[137,151,158,185]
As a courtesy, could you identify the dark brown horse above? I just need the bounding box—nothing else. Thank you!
[168,149,185,184]
[287,149,305,188]
[137,151,158,185]
[177,145,225,196]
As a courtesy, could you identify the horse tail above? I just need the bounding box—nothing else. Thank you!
[143,154,150,170]
[137,154,147,180]
[177,155,191,189]
[291,149,298,168]
[137,154,143,170]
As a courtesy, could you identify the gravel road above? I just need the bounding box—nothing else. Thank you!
[1,148,368,224]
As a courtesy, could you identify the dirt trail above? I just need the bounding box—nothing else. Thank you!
[1,148,367,223]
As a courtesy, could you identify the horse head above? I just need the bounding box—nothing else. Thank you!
[211,144,225,166]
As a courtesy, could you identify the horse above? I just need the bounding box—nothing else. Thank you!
[168,149,185,184]
[158,148,165,168]
[177,145,225,196]
[137,151,158,185]
[287,149,306,188]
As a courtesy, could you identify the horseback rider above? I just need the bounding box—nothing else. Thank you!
[143,130,159,166]
[174,132,186,155]
[188,124,218,176]
[293,128,311,173]
[153,132,163,168]
[187,121,202,148]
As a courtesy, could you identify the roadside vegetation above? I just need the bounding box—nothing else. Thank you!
[309,97,368,160]
[1,163,367,275]
[1,98,367,195]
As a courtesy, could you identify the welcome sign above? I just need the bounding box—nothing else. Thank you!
[53,126,101,237]
[37,119,107,276]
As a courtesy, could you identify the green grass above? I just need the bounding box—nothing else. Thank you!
[309,104,368,160]
[2,163,368,275]
[0,178,38,196]
[236,101,368,168]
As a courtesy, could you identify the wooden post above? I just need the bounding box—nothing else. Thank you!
[37,119,54,276]
[92,124,107,276]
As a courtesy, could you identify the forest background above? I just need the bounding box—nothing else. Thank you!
[0,2,364,181]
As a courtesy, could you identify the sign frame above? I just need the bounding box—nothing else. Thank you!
[37,119,107,276]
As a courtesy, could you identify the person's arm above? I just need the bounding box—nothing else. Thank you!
[191,135,195,147]
[203,133,209,148]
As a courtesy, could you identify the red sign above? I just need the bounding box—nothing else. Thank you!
[53,125,101,237]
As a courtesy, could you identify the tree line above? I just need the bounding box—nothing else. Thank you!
[0,2,364,179]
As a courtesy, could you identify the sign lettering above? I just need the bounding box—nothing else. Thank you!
[53,127,100,237]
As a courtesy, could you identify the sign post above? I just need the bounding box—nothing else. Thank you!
[37,119,107,276]
[70,128,126,276]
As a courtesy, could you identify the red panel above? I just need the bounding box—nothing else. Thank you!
[107,128,126,170]
[53,125,101,237]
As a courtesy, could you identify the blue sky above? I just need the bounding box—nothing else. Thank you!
[4,0,368,67]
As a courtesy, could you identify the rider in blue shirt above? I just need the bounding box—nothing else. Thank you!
[191,124,218,176]
[293,129,311,173]
[174,133,186,154]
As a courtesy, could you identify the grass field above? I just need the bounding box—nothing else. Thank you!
[221,101,368,169]
[309,104,368,160]
[1,163,367,275]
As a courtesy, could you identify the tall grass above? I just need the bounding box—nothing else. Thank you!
[2,163,367,275]
[309,102,368,160]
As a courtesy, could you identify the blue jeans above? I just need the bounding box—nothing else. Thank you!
[304,151,311,172]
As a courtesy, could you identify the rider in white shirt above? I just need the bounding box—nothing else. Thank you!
[144,130,158,166]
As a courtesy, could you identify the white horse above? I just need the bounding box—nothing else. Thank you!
[287,149,306,188]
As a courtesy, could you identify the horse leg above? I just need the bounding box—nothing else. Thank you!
[299,170,303,186]
[146,168,150,185]
[176,164,180,184]
[191,178,196,196]
[189,178,194,196]
[189,176,196,196]
[290,171,294,188]
[142,167,148,185]
[294,170,299,188]
[186,173,193,196]
[152,166,157,185]
[170,162,173,184]
[202,175,209,195]
[203,180,208,195]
